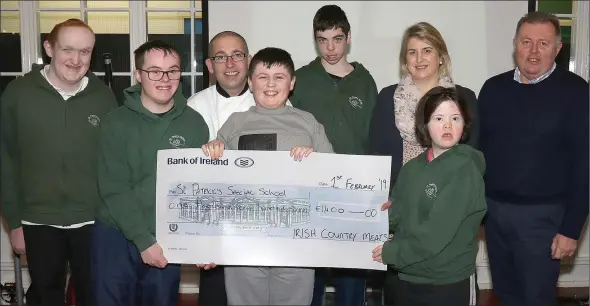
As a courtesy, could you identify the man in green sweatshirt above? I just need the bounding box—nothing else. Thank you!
[289,5,378,306]
[92,40,209,306]
[0,18,117,306]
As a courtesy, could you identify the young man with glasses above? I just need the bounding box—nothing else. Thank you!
[92,40,209,306]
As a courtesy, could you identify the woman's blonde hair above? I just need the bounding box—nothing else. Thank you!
[399,22,452,78]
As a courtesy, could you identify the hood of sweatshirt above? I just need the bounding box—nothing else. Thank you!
[413,144,486,178]
[304,56,371,83]
[452,144,486,176]
[29,64,109,98]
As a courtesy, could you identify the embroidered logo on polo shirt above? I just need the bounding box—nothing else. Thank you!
[349,96,363,109]
[169,135,186,148]
[88,115,100,127]
[425,183,437,199]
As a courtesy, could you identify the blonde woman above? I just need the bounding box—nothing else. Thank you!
[370,21,478,173]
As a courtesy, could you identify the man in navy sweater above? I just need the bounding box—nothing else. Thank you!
[478,12,589,306]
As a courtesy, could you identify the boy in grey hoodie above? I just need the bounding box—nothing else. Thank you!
[201,47,333,305]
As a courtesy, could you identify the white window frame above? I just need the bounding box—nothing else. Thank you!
[5,0,206,95]
[0,2,26,77]
[535,0,576,19]
[143,1,204,94]
[571,0,589,80]
[535,0,588,79]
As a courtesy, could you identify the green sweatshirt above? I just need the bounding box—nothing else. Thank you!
[0,68,118,230]
[382,144,487,285]
[95,84,209,252]
[290,57,378,154]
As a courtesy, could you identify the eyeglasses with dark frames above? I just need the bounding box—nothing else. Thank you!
[139,69,182,81]
[209,52,247,63]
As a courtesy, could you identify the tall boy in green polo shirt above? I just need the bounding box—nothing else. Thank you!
[290,5,378,306]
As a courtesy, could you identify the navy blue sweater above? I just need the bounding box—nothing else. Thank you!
[478,67,589,240]
[368,84,479,192]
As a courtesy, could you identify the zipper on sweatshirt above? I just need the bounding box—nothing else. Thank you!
[62,101,68,204]
[331,80,338,136]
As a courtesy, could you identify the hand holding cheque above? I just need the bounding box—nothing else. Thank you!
[202,141,314,162]
[155,145,392,270]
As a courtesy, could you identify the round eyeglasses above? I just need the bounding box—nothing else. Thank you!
[209,52,247,63]
[139,69,182,81]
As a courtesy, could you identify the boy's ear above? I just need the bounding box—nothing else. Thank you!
[247,77,253,92]
[134,70,142,84]
[43,40,54,58]
[289,75,296,91]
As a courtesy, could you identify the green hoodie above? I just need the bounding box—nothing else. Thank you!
[95,84,209,252]
[382,144,487,285]
[0,67,117,230]
[290,57,378,155]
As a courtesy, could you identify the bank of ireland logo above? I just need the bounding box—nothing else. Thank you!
[234,157,254,168]
[169,135,186,148]
[169,223,178,232]
[425,183,438,199]
[349,96,363,109]
[88,115,100,127]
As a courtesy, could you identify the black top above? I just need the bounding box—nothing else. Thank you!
[478,67,589,239]
[368,84,479,191]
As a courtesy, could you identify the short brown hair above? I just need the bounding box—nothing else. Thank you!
[313,5,350,36]
[399,22,451,78]
[46,18,94,46]
[134,40,180,70]
[415,86,472,147]
[515,12,561,43]
[248,47,294,78]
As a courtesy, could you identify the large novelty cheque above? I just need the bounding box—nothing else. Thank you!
[156,149,392,270]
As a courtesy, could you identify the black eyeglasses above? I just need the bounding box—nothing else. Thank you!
[209,52,247,63]
[139,69,181,81]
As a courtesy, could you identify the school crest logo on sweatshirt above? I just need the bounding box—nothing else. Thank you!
[425,183,438,199]
[169,135,186,148]
[348,96,363,109]
[88,115,100,127]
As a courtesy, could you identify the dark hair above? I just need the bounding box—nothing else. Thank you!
[208,31,249,56]
[248,47,295,78]
[313,5,350,35]
[134,40,180,70]
[415,86,472,147]
[515,12,561,43]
